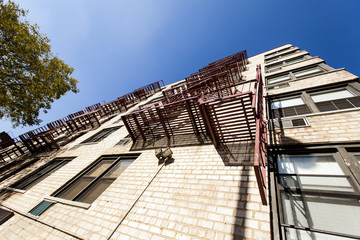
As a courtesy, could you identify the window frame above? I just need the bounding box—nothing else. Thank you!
[116,135,132,146]
[265,54,310,73]
[265,47,300,63]
[51,154,140,204]
[10,157,74,190]
[81,126,121,144]
[270,146,360,240]
[266,63,331,87]
[268,82,360,120]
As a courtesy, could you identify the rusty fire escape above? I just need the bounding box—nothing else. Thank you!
[0,81,164,161]
[121,51,268,204]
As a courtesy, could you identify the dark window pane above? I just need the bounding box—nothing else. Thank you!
[316,101,337,112]
[0,208,14,225]
[291,118,306,127]
[57,177,93,200]
[12,160,70,190]
[76,179,113,204]
[29,201,53,216]
[350,96,360,107]
[81,127,121,143]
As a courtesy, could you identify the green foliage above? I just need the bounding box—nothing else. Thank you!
[0,0,79,127]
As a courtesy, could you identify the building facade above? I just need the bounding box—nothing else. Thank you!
[0,44,359,240]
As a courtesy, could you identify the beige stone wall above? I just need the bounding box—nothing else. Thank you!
[0,101,271,240]
[270,110,360,145]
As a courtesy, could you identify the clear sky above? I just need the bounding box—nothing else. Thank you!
[2,0,360,137]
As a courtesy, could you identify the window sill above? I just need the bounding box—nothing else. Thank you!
[6,187,26,194]
[44,196,91,209]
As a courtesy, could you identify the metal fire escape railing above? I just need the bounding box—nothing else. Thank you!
[122,56,268,204]
[122,50,251,143]
[1,81,164,161]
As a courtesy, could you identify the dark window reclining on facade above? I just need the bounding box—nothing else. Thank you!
[266,64,332,86]
[116,135,131,146]
[271,147,360,239]
[270,85,360,118]
[52,154,140,204]
[265,55,309,73]
[11,158,74,190]
[265,47,300,63]
[81,126,121,144]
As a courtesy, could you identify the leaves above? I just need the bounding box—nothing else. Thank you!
[0,0,79,127]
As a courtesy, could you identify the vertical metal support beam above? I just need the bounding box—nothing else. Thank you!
[198,98,217,148]
[156,107,169,138]
[132,114,146,141]
[185,100,199,135]
[254,117,267,205]
[121,116,136,142]
[46,133,60,150]
[92,113,101,127]
[240,97,253,139]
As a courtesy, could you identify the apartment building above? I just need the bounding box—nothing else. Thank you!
[0,44,359,240]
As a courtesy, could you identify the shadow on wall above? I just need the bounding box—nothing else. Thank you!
[130,133,212,151]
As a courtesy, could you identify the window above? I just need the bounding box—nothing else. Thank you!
[53,154,140,204]
[11,158,73,190]
[265,55,308,73]
[112,119,122,124]
[265,48,300,64]
[29,201,54,216]
[270,117,309,129]
[273,150,360,239]
[271,97,311,118]
[269,84,360,120]
[266,64,329,86]
[0,208,14,225]
[81,126,121,144]
[116,135,132,146]
[310,89,360,112]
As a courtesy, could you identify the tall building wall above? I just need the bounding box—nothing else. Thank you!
[0,44,359,240]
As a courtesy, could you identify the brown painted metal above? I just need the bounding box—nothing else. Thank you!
[253,65,267,205]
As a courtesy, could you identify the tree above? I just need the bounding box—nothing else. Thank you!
[0,0,79,127]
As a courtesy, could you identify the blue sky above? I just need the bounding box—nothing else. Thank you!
[2,0,360,137]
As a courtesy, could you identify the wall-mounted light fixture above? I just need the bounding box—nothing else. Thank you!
[155,147,173,163]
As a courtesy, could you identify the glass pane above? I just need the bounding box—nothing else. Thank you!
[284,227,355,240]
[13,173,44,190]
[279,175,355,192]
[311,89,355,103]
[105,161,132,178]
[278,155,344,175]
[354,154,360,164]
[266,62,282,71]
[267,74,291,84]
[271,97,304,109]
[294,67,322,78]
[57,177,93,200]
[86,160,113,177]
[281,192,360,237]
[76,179,113,204]
[29,201,53,216]
[38,161,62,174]
[285,56,304,65]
